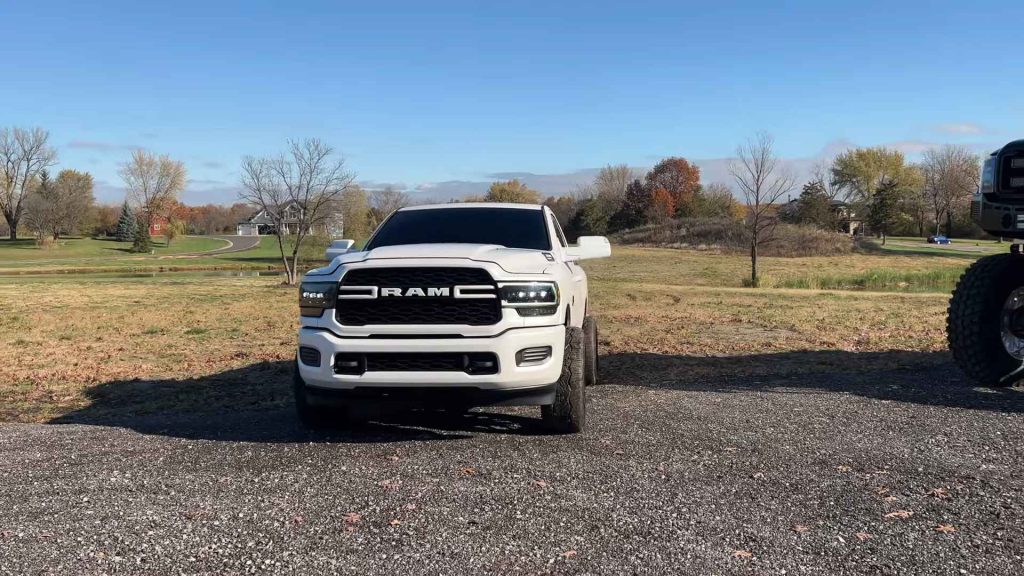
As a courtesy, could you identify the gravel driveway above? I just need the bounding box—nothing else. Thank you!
[1,353,1023,575]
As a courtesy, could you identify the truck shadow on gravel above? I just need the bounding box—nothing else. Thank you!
[600,349,1024,413]
[49,360,550,443]
[50,350,1024,442]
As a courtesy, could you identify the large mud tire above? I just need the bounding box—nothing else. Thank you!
[542,327,586,433]
[948,253,1024,387]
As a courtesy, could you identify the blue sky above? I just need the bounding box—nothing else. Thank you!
[2,0,1022,204]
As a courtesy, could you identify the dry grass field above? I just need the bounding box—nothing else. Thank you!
[0,246,953,423]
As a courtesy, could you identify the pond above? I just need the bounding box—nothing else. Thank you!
[0,269,288,283]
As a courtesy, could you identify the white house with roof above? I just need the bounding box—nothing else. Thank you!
[237,200,343,236]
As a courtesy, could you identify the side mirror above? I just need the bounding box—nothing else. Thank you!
[565,236,611,260]
[325,239,355,261]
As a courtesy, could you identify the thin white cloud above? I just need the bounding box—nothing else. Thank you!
[934,123,985,135]
[67,140,140,152]
[887,140,942,155]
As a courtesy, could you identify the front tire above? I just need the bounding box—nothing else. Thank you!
[293,360,332,429]
[542,327,586,433]
[583,316,599,387]
[948,253,1024,387]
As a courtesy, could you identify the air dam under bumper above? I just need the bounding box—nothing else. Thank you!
[297,325,566,406]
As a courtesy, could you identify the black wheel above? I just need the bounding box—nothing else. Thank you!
[293,360,332,429]
[542,327,586,433]
[583,315,599,387]
[948,253,1024,387]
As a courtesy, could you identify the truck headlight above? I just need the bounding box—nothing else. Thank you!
[299,281,338,317]
[499,282,559,316]
[981,157,995,194]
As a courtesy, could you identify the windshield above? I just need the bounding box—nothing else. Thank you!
[365,207,551,251]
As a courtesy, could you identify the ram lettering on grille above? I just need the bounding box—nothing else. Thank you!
[335,267,502,326]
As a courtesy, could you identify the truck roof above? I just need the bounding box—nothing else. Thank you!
[399,202,544,212]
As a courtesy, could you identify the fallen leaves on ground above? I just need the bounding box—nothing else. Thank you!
[836,465,852,473]
[342,512,362,531]
[793,524,810,534]
[533,479,549,489]
[458,467,478,476]
[935,524,957,534]
[884,510,913,520]
[732,550,753,559]
[855,532,872,541]
[561,550,577,558]
[927,487,950,500]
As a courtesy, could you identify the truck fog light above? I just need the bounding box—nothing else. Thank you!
[516,346,552,366]
[334,354,366,375]
[298,346,321,367]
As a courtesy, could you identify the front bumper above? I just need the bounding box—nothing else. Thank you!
[297,324,565,395]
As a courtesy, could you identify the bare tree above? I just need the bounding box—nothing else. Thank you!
[0,127,57,240]
[369,186,411,229]
[729,132,795,287]
[240,138,354,284]
[118,149,186,227]
[922,145,980,236]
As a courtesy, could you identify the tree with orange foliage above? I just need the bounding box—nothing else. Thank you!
[645,157,701,217]
[648,187,675,222]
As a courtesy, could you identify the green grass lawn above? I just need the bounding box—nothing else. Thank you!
[0,236,228,265]
[872,235,1007,257]
[0,234,342,274]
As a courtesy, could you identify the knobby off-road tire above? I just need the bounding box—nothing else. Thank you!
[542,327,586,433]
[948,253,1024,387]
[583,315,599,387]
[293,360,333,430]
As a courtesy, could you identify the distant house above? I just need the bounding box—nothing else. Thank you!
[831,200,862,236]
[236,200,343,236]
[148,215,169,237]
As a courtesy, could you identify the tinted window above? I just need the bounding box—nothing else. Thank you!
[365,208,551,251]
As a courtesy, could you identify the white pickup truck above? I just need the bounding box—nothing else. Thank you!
[295,203,611,433]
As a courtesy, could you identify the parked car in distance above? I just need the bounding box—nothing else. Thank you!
[928,235,952,244]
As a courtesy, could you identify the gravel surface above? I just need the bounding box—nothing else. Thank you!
[1,356,1023,575]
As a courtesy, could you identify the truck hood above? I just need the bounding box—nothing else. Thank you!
[308,243,554,276]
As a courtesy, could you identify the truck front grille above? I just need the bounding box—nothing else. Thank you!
[335,267,501,326]
[334,352,499,375]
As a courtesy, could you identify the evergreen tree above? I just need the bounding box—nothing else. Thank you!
[795,180,835,230]
[867,181,903,246]
[130,218,152,253]
[115,201,136,242]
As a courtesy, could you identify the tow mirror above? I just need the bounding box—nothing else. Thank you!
[565,236,611,260]
[325,239,355,261]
